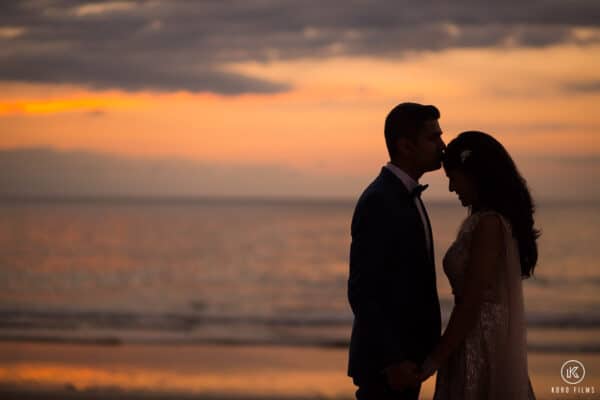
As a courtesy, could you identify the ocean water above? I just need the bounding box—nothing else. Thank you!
[0,197,598,353]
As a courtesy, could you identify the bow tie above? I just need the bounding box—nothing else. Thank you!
[411,184,429,198]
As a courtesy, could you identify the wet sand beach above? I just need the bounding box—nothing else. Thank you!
[1,341,599,399]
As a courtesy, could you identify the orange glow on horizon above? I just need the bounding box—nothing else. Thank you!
[0,97,141,115]
[1,44,599,175]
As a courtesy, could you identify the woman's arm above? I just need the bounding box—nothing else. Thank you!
[420,214,504,379]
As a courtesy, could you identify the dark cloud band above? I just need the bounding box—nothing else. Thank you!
[1,0,599,94]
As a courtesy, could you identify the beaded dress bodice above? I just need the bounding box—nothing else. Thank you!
[433,211,535,400]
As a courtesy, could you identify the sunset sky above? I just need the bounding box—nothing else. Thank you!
[1,0,599,200]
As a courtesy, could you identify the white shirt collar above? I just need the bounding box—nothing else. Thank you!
[385,162,418,192]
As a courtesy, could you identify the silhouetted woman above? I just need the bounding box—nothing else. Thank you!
[420,131,539,399]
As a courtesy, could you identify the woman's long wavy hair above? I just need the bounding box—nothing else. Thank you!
[443,131,540,277]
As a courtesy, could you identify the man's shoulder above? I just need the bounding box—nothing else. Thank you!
[357,174,388,206]
[358,168,410,204]
[355,183,410,220]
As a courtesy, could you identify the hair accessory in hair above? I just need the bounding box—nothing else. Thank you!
[460,149,472,163]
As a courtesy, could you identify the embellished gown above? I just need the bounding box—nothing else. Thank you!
[433,211,536,400]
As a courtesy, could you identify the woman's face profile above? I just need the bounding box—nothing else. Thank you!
[447,168,477,207]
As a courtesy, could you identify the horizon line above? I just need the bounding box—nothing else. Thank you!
[0,194,596,206]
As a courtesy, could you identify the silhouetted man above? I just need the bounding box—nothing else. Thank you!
[348,102,445,400]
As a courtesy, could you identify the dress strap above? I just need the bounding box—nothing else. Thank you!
[465,210,512,236]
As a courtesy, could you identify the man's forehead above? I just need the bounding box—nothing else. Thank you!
[423,119,442,133]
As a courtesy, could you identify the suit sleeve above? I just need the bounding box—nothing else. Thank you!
[348,192,407,367]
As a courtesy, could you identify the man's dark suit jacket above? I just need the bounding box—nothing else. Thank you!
[347,167,442,382]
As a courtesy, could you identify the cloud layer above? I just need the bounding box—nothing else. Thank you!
[1,147,599,201]
[1,0,599,94]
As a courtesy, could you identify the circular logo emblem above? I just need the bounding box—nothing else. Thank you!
[561,360,585,385]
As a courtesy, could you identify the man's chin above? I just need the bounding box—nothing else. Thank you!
[458,197,470,207]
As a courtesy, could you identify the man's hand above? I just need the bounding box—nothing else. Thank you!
[417,356,440,382]
[383,361,420,391]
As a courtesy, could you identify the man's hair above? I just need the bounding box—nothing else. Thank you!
[384,102,440,159]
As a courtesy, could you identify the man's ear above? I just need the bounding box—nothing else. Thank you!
[396,137,414,159]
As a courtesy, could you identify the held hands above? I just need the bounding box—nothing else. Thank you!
[384,356,442,391]
[383,361,420,390]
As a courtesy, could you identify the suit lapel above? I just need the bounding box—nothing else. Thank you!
[417,195,435,263]
[380,167,432,262]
